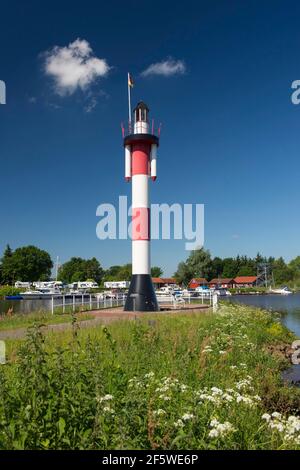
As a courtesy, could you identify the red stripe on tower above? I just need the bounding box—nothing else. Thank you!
[131,142,150,175]
[132,207,150,240]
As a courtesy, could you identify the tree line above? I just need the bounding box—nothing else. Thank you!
[174,249,300,286]
[0,245,163,286]
[1,245,300,288]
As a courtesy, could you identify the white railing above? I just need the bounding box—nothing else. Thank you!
[51,294,126,315]
[47,291,215,315]
[156,292,214,308]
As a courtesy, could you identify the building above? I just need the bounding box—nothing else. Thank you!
[15,281,31,289]
[233,276,257,288]
[152,278,177,289]
[104,281,130,289]
[188,278,208,289]
[209,278,235,289]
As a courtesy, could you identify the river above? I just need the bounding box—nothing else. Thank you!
[229,293,300,385]
[229,293,300,337]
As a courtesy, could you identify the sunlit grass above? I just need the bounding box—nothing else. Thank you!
[1,304,300,450]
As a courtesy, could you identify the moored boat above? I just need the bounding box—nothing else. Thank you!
[269,286,292,295]
[5,295,23,300]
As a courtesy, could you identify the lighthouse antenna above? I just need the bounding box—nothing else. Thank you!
[127,72,132,131]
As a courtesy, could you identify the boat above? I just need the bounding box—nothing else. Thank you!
[20,288,62,299]
[214,288,232,297]
[195,286,213,297]
[5,295,23,300]
[269,287,292,295]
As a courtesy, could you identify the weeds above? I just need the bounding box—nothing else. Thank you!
[0,304,299,449]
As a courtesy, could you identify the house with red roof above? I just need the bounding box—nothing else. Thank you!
[233,276,257,288]
[152,278,177,289]
[209,278,235,289]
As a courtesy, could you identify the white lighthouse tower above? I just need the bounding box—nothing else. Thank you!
[123,101,159,311]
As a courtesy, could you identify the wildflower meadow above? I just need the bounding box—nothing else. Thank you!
[0,303,300,450]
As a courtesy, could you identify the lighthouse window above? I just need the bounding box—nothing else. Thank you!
[141,108,147,121]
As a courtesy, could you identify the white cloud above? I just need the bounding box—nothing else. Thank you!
[141,58,186,77]
[44,38,110,95]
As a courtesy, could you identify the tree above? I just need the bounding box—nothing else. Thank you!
[117,264,132,281]
[58,257,104,284]
[236,265,255,276]
[151,266,163,278]
[104,266,122,279]
[0,245,13,284]
[1,245,53,283]
[174,261,193,285]
[3,244,12,259]
[289,256,300,275]
[102,264,134,282]
[174,248,212,285]
[222,258,238,278]
[272,257,294,285]
[210,257,224,279]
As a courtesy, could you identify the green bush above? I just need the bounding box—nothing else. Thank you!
[0,286,21,298]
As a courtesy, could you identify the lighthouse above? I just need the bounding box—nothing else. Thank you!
[123,101,160,311]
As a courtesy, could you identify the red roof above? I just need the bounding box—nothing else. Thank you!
[234,276,257,284]
[209,278,234,284]
[189,278,208,284]
[152,277,176,284]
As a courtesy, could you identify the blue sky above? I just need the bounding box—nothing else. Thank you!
[1,0,300,276]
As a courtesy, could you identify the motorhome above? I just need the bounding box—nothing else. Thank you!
[104,281,130,289]
[15,281,31,289]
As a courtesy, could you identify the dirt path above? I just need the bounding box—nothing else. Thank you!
[0,304,209,341]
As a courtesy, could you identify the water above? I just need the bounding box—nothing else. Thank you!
[229,293,300,386]
[229,293,300,337]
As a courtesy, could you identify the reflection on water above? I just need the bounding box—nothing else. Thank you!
[229,293,300,338]
[282,365,300,386]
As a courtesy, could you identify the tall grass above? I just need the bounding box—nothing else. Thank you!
[0,304,300,449]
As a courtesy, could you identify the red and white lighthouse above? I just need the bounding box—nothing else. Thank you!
[123,101,159,311]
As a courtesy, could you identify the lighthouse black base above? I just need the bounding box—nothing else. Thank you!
[124,274,159,312]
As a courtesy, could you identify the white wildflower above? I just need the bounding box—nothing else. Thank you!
[103,406,115,414]
[208,429,219,438]
[262,413,271,422]
[182,413,194,421]
[144,371,155,378]
[97,394,113,403]
[174,419,185,428]
[208,419,236,439]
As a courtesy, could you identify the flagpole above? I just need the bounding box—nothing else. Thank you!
[128,73,132,131]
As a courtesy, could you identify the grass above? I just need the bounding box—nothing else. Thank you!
[0,311,94,331]
[0,303,300,450]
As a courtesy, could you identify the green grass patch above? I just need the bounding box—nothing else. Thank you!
[0,303,300,450]
[0,311,94,331]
